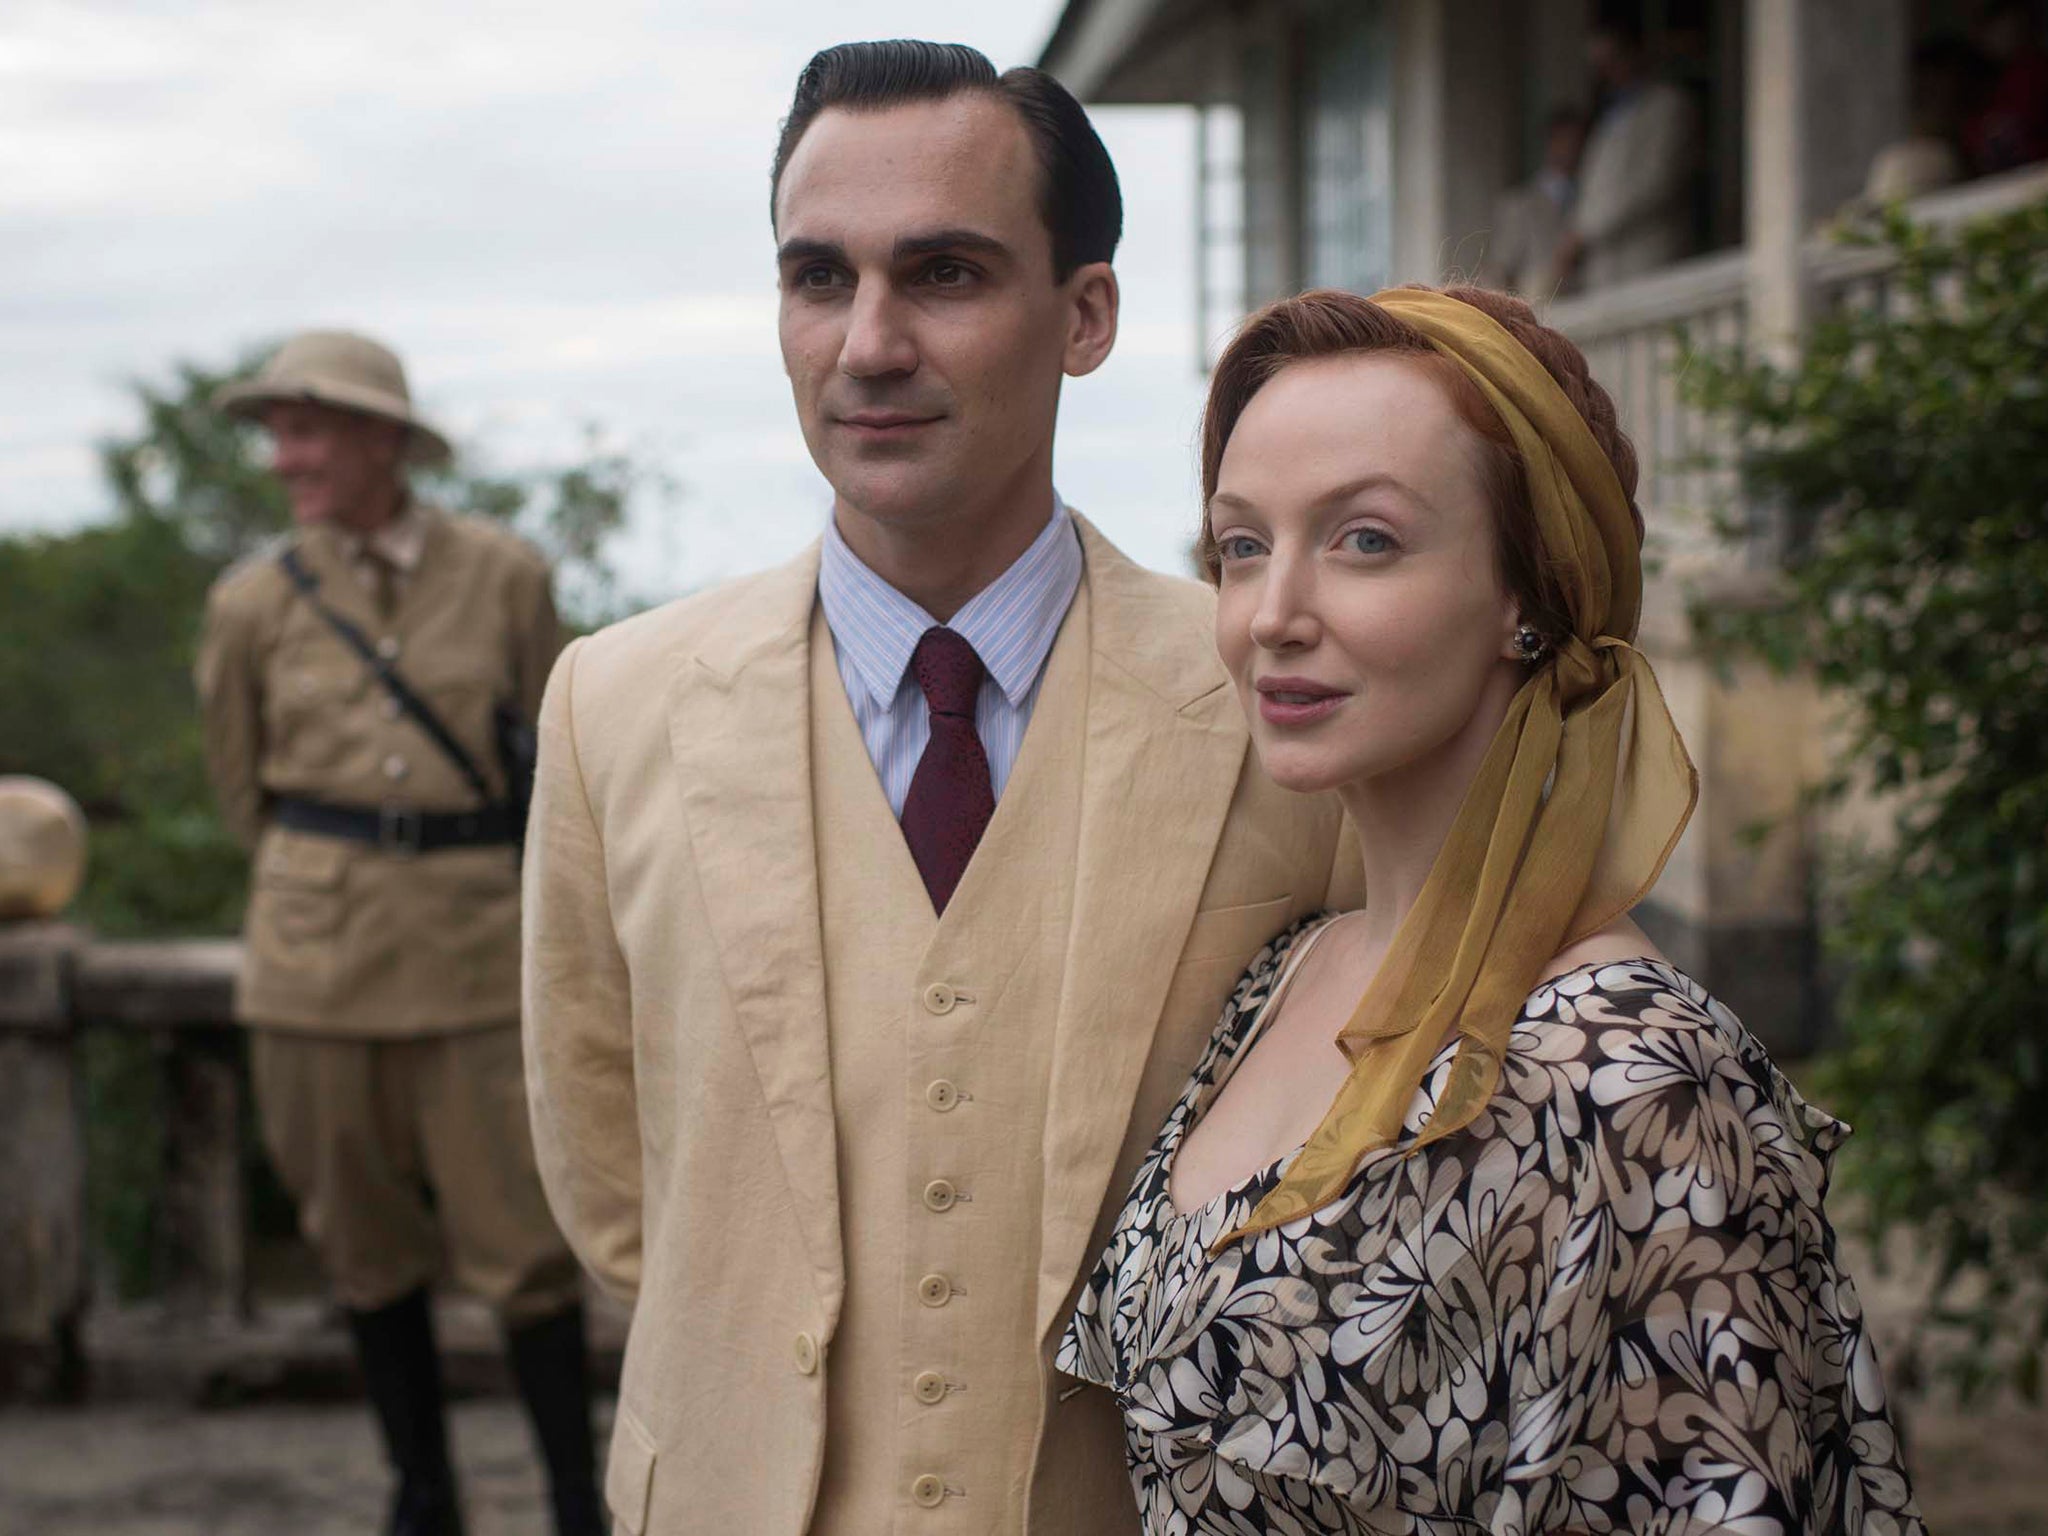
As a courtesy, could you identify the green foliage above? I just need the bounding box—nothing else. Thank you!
[0,513,246,934]
[100,356,290,563]
[1683,201,2048,1400]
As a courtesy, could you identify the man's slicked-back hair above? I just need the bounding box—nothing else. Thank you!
[770,39,1123,281]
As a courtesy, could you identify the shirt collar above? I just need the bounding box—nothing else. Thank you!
[818,497,1084,710]
[340,498,426,573]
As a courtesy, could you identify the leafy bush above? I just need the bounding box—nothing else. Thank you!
[1684,201,2048,1400]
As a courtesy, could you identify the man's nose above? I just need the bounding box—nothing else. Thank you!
[838,284,918,380]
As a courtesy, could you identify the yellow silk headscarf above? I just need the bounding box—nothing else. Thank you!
[1218,288,1700,1247]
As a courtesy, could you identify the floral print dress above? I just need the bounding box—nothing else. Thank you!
[1059,917,1925,1536]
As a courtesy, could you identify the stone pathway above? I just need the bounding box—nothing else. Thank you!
[0,1398,613,1536]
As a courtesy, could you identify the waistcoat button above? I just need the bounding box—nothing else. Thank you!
[792,1332,819,1375]
[925,1079,959,1112]
[911,1473,945,1507]
[913,1370,947,1405]
[922,1179,957,1213]
[376,635,402,662]
[382,754,409,781]
[917,1273,952,1307]
[922,982,957,1015]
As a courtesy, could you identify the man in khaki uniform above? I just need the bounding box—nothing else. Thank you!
[524,44,1362,1536]
[196,330,602,1536]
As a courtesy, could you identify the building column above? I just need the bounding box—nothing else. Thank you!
[1747,0,1909,349]
[1649,0,1911,1053]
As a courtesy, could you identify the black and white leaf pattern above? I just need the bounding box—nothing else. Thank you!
[1058,918,1925,1536]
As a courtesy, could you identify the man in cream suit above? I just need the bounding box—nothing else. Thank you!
[523,41,1357,1536]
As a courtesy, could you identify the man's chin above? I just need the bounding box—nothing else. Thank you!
[828,465,965,531]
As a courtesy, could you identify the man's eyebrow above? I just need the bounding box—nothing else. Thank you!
[893,228,1013,262]
[776,236,844,266]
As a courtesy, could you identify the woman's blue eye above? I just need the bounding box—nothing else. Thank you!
[1343,527,1394,555]
[1217,535,1264,561]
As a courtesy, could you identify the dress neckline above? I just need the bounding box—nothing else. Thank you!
[1162,942,1683,1224]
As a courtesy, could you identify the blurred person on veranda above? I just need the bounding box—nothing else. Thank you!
[1865,36,1979,202]
[1554,12,1700,289]
[1478,105,1588,300]
[1966,0,2048,174]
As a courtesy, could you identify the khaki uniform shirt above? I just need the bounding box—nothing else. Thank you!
[197,504,559,1036]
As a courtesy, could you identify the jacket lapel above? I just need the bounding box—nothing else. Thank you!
[1034,517,1247,1339]
[666,542,845,1323]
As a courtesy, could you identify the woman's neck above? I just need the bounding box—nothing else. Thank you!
[1336,667,1526,957]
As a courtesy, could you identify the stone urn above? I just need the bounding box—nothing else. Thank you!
[0,777,88,921]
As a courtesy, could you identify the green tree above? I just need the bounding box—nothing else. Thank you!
[1684,201,2048,1400]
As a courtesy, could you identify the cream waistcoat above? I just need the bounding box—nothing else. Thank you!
[811,581,1089,1531]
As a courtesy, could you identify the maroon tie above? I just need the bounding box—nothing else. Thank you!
[900,627,995,914]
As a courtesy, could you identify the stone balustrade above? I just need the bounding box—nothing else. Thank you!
[0,924,247,1401]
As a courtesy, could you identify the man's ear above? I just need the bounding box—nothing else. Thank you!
[1062,262,1118,379]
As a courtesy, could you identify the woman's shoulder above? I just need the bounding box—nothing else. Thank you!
[1506,950,1850,1211]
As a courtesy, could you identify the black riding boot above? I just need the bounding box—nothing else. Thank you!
[346,1287,465,1536]
[504,1303,606,1536]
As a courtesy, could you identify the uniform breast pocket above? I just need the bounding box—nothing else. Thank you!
[269,657,370,771]
[253,834,349,944]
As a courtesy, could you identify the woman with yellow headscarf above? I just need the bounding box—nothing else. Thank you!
[1058,287,1923,1535]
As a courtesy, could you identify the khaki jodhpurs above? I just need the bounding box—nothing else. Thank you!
[250,1023,582,1325]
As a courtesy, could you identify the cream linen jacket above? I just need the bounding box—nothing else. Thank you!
[523,518,1360,1535]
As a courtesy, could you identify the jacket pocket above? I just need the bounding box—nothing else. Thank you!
[605,1403,658,1536]
[254,833,349,942]
[1179,894,1294,965]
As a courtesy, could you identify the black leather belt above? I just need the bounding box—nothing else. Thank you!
[271,796,518,854]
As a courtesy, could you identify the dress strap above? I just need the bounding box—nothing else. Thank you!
[1208,913,1348,1102]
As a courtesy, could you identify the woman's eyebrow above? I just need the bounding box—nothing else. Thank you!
[1311,472,1430,513]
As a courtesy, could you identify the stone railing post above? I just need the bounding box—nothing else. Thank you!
[0,921,88,1401]
[75,940,248,1324]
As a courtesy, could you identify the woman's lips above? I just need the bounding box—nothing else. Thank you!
[1256,678,1349,728]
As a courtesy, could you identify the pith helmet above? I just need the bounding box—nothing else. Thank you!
[215,329,454,466]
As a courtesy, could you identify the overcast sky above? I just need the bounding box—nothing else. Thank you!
[0,0,1213,598]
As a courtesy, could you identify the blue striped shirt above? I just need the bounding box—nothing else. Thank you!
[817,501,1085,816]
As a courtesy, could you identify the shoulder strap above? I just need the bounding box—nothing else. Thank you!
[277,545,498,806]
[1208,914,1348,1100]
